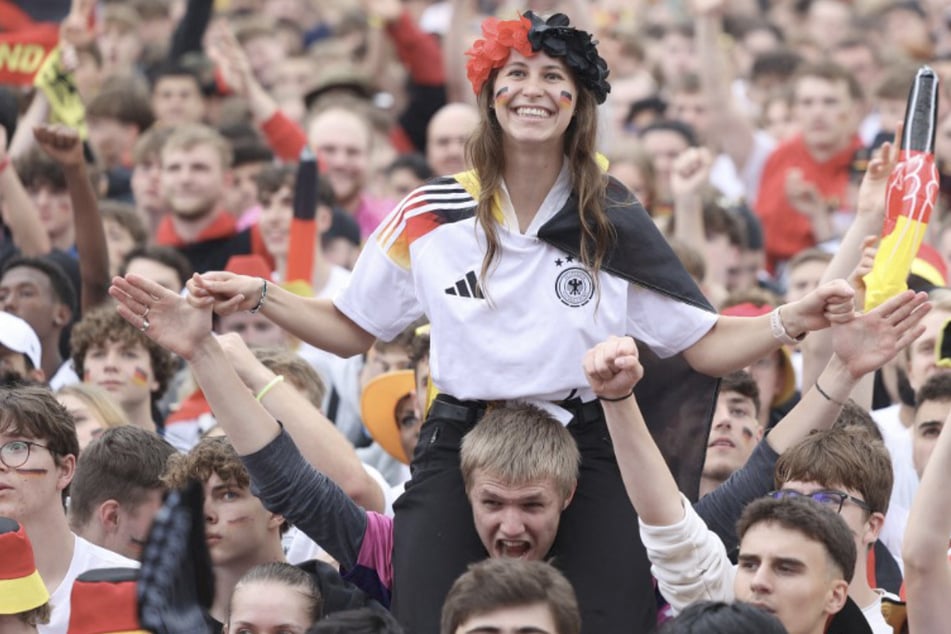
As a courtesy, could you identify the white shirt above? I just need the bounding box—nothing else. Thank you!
[336,168,717,406]
[641,498,898,634]
[48,360,79,391]
[872,403,918,571]
[709,130,776,204]
[41,534,139,634]
[862,592,896,634]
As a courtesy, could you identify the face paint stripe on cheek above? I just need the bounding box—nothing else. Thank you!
[14,467,49,475]
[495,86,511,107]
[560,91,573,110]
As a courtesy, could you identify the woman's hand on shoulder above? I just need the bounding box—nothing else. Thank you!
[583,335,644,400]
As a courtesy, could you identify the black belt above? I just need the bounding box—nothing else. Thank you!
[430,393,603,427]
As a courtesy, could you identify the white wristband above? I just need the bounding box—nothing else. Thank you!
[770,307,805,346]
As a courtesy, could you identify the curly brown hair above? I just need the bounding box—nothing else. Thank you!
[162,436,250,491]
[70,305,179,399]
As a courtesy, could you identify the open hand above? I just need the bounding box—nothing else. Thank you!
[583,335,644,400]
[833,290,931,378]
[110,274,213,361]
[207,24,255,97]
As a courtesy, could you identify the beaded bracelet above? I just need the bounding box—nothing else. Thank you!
[249,278,268,314]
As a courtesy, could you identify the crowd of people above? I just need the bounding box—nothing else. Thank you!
[0,0,951,632]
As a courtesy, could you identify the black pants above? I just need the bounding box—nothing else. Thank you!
[390,395,656,634]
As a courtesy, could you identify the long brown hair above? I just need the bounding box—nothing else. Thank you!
[465,67,614,294]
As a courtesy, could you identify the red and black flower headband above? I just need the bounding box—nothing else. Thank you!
[465,11,611,105]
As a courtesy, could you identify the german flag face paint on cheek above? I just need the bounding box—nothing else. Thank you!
[14,467,49,475]
[559,90,573,110]
[132,367,149,387]
[494,86,511,108]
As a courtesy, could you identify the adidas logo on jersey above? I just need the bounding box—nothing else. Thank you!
[445,271,484,299]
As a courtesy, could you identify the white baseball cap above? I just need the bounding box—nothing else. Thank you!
[0,311,42,370]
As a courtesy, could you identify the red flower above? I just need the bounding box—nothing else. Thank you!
[465,15,534,96]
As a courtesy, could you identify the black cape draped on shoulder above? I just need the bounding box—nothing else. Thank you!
[537,177,719,501]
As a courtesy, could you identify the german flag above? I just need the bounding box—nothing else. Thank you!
[864,67,941,310]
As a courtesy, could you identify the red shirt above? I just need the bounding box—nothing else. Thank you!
[754,134,863,271]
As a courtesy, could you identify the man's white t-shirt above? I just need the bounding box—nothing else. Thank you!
[41,534,139,634]
[872,403,918,570]
[48,360,79,391]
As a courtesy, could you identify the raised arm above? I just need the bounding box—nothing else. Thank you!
[584,335,733,611]
[187,272,375,358]
[683,279,855,376]
[769,289,929,451]
[0,126,50,256]
[207,25,279,126]
[584,335,680,525]
[903,408,951,633]
[692,0,755,171]
[217,332,385,513]
[108,274,371,570]
[33,124,110,312]
[802,139,897,389]
[696,290,930,552]
[445,0,479,105]
[8,92,49,160]
[167,0,213,62]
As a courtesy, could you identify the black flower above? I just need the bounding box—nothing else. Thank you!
[523,11,611,104]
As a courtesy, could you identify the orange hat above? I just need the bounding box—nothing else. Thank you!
[361,370,416,464]
[0,516,49,615]
[720,302,797,406]
[68,568,147,634]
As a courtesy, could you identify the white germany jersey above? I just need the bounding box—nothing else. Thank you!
[335,170,718,403]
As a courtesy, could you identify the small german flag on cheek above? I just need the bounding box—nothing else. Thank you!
[131,367,149,387]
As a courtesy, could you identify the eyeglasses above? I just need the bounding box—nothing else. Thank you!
[0,440,53,469]
[768,489,871,514]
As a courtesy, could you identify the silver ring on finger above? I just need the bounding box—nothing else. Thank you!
[140,318,151,333]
